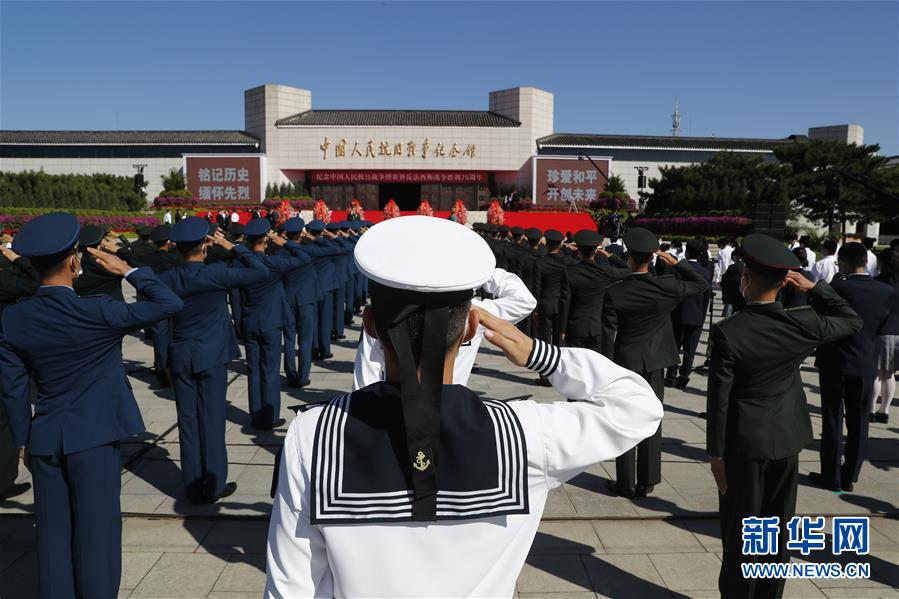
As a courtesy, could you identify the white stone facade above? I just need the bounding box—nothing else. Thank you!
[245,84,553,187]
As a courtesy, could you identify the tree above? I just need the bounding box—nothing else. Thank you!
[773,139,899,234]
[641,152,787,215]
[161,168,186,192]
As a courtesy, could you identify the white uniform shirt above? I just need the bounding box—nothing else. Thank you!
[266,343,664,598]
[715,244,734,284]
[811,254,839,283]
[163,211,173,224]
[866,250,879,277]
[804,247,817,270]
[352,268,537,389]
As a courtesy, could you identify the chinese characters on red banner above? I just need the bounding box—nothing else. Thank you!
[311,170,487,184]
[534,157,609,205]
[184,155,264,203]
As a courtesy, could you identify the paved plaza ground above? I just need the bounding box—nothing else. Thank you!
[1,293,896,598]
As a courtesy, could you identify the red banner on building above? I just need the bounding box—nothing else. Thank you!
[311,170,487,184]
[533,157,610,205]
[183,154,266,203]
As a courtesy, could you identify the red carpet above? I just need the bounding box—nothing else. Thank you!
[197,210,597,233]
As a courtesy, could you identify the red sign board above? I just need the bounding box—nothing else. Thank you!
[533,157,610,205]
[311,170,487,184]
[183,154,266,203]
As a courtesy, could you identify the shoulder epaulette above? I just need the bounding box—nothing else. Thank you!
[289,400,330,414]
[784,305,814,313]
[492,394,532,403]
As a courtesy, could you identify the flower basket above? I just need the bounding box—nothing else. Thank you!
[383,199,400,220]
[313,199,331,224]
[487,200,505,225]
[417,200,434,217]
[451,199,468,225]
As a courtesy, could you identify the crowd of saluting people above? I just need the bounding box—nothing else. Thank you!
[0,212,897,599]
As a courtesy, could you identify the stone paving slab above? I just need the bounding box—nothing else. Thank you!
[0,291,896,597]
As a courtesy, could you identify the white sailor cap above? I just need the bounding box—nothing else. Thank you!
[353,215,495,293]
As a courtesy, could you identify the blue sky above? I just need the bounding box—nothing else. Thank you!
[2,1,897,154]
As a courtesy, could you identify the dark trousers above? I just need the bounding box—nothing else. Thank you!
[719,453,798,599]
[31,443,122,599]
[229,288,242,338]
[343,279,355,324]
[615,369,664,489]
[819,370,872,487]
[150,318,169,372]
[332,282,346,337]
[568,334,603,354]
[0,402,18,496]
[537,310,562,346]
[173,365,228,502]
[354,273,365,310]
[244,328,282,428]
[317,292,334,355]
[296,303,315,382]
[667,323,702,380]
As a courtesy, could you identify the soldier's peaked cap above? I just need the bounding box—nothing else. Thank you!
[573,229,602,248]
[742,233,801,276]
[244,218,271,239]
[170,217,210,244]
[149,224,172,243]
[544,229,564,243]
[12,212,81,258]
[282,217,305,234]
[78,224,104,247]
[623,227,660,254]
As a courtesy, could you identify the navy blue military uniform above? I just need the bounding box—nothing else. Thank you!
[0,212,183,599]
[278,218,324,387]
[159,217,267,502]
[241,218,312,428]
[306,220,341,359]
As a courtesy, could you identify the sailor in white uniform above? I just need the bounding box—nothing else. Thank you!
[352,266,537,389]
[265,216,663,598]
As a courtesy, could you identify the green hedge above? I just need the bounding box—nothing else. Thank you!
[0,206,162,217]
[0,171,144,211]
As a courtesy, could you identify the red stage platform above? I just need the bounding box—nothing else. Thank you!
[196,210,597,233]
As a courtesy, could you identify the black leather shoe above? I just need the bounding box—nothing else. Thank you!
[841,481,854,492]
[664,377,676,388]
[316,353,333,361]
[874,413,889,424]
[298,380,311,388]
[634,484,655,497]
[675,377,689,390]
[809,472,841,492]
[606,480,635,498]
[869,413,876,423]
[212,482,238,503]
[0,482,31,501]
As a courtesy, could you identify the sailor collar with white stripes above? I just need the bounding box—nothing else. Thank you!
[309,383,529,524]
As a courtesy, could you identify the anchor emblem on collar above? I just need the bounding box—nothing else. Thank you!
[412,450,431,472]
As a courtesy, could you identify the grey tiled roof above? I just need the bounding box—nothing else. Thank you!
[276,110,520,128]
[0,130,260,145]
[537,133,788,152]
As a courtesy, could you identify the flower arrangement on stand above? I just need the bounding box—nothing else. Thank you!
[487,200,505,225]
[451,199,468,225]
[417,199,434,217]
[347,199,365,221]
[313,199,331,223]
[383,199,400,220]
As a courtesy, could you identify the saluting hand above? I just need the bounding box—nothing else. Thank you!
[655,251,679,266]
[267,231,287,247]
[86,246,131,277]
[476,306,534,367]
[209,230,235,251]
[595,247,611,258]
[1,246,20,262]
[785,270,815,293]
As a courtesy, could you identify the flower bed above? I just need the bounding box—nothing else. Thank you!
[631,215,752,237]
[1,212,159,233]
